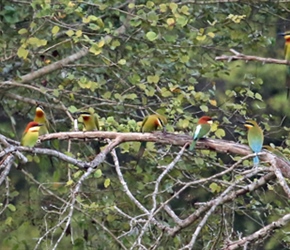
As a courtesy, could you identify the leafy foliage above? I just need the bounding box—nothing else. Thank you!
[1,1,290,249]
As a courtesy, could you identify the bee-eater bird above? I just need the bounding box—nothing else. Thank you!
[279,31,290,98]
[244,120,264,166]
[76,111,100,131]
[137,114,167,162]
[21,122,43,147]
[34,105,49,135]
[189,116,213,151]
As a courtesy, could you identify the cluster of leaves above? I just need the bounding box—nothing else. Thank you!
[1,0,290,249]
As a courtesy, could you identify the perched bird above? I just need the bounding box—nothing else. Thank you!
[34,105,49,135]
[21,121,43,147]
[140,114,167,133]
[76,111,100,131]
[279,31,290,98]
[137,114,167,162]
[189,116,213,151]
[244,120,264,166]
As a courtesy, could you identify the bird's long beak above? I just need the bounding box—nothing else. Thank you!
[73,111,90,116]
[278,32,285,37]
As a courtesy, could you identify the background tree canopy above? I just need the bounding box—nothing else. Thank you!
[1,0,290,249]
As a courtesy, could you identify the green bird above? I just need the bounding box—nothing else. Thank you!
[279,31,290,98]
[189,116,213,151]
[21,121,43,147]
[137,114,167,162]
[244,120,264,166]
[76,111,100,131]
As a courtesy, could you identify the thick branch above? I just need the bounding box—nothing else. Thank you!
[39,131,290,177]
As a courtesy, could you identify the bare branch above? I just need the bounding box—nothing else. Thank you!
[167,172,275,236]
[216,49,289,65]
[222,213,290,250]
[132,145,187,248]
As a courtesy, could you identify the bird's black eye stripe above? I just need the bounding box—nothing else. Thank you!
[158,118,164,127]
[244,121,254,127]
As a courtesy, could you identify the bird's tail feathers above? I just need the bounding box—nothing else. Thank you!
[189,140,197,151]
[136,142,147,164]
[253,155,259,166]
[286,70,290,99]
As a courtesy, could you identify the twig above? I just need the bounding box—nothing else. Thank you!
[216,49,290,65]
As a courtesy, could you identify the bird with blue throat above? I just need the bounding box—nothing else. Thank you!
[189,116,213,151]
[21,121,43,147]
[244,120,264,167]
[34,105,49,135]
[279,31,290,98]
[137,114,167,163]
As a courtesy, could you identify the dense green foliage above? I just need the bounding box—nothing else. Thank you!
[1,1,290,249]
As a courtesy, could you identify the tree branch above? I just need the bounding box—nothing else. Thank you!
[222,213,290,250]
[39,131,290,177]
[215,49,289,65]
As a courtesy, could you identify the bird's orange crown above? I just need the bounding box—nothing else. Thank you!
[79,112,92,121]
[35,105,45,118]
[198,116,213,124]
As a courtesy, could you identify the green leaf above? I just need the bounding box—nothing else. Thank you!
[52,25,60,35]
[209,182,221,193]
[66,179,74,186]
[159,3,167,12]
[75,30,82,37]
[104,178,110,188]
[18,28,28,35]
[94,169,102,178]
[146,1,155,8]
[146,31,158,41]
[166,18,175,26]
[5,217,12,226]
[17,47,29,59]
[200,105,208,112]
[27,37,47,47]
[147,75,160,84]
[68,105,78,113]
[8,204,16,212]
[180,5,190,15]
[89,44,102,55]
[255,93,262,100]
[66,30,74,37]
[160,87,172,97]
[176,16,188,27]
[169,3,178,13]
[118,59,126,65]
[215,128,226,138]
